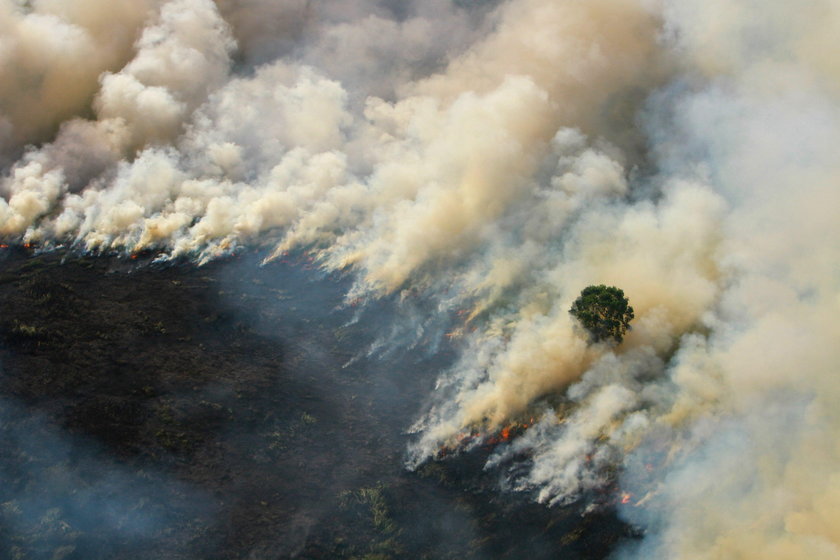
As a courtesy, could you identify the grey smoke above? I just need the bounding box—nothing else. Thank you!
[2,0,840,557]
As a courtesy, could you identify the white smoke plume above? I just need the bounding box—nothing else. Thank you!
[0,0,162,159]
[2,0,840,557]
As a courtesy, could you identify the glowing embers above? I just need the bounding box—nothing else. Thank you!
[128,248,167,261]
[437,417,537,458]
[486,419,533,445]
[445,309,479,340]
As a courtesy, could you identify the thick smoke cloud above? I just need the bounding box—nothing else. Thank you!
[0,0,161,161]
[2,0,840,557]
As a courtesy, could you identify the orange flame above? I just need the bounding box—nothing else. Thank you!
[437,419,539,456]
[620,492,632,505]
[445,328,464,339]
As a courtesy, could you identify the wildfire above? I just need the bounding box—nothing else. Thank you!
[300,251,317,270]
[445,327,464,339]
[436,430,476,457]
[479,419,535,446]
[436,418,539,458]
[620,492,633,505]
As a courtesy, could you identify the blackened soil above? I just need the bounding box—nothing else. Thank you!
[0,246,635,559]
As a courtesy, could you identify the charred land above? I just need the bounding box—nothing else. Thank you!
[0,246,634,559]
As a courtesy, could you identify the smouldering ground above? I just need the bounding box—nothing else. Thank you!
[0,246,634,559]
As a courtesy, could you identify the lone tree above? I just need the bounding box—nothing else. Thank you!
[569,285,634,344]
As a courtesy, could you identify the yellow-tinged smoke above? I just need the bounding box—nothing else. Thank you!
[0,0,162,156]
[2,0,840,557]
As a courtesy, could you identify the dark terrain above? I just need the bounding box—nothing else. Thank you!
[0,245,633,559]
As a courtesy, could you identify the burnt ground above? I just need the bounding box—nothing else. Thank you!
[0,245,637,559]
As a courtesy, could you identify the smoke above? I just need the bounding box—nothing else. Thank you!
[2,0,840,556]
[0,395,214,558]
[0,0,162,161]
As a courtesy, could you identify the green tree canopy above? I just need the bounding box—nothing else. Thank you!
[569,285,634,344]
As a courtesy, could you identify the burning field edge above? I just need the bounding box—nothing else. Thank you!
[0,244,639,559]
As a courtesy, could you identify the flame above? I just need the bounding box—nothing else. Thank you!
[445,327,464,339]
[487,420,534,445]
[620,492,633,505]
[436,429,479,457]
[435,418,539,457]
